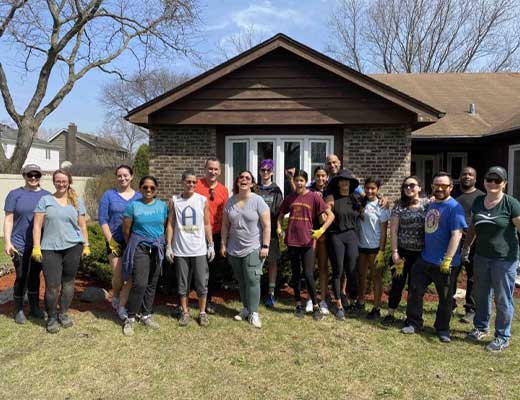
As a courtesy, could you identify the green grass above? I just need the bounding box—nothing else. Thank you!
[0,237,12,265]
[1,299,520,399]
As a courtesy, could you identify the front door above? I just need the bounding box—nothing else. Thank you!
[411,154,442,195]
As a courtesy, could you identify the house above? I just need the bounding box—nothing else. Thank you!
[0,123,60,172]
[48,123,128,168]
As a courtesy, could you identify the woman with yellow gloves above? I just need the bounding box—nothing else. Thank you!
[32,169,90,334]
[98,165,141,320]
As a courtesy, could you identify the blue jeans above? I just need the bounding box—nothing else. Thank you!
[473,254,517,340]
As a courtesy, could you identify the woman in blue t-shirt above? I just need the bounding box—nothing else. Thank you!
[3,164,50,324]
[121,176,168,336]
[98,165,141,320]
[32,169,90,334]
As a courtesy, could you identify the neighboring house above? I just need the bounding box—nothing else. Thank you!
[48,123,128,167]
[0,123,60,172]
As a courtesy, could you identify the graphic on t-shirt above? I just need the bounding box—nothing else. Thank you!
[181,205,199,233]
[425,208,440,233]
[474,213,499,226]
[290,202,311,222]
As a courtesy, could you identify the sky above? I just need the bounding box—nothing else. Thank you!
[0,0,333,134]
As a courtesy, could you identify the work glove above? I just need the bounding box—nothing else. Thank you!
[311,227,325,240]
[108,238,122,257]
[82,245,91,258]
[166,245,174,264]
[32,246,42,262]
[375,250,386,269]
[207,243,215,262]
[440,256,452,274]
[276,226,284,241]
[392,259,405,277]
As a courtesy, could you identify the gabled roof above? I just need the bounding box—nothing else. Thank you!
[48,129,128,153]
[126,33,443,126]
[371,73,520,138]
[0,123,60,149]
[486,111,520,136]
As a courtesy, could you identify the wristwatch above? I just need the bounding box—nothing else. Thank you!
[261,244,269,249]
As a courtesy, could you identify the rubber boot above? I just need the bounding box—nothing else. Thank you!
[28,292,45,319]
[13,296,27,324]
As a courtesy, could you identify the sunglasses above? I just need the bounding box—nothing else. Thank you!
[403,183,417,190]
[26,173,42,179]
[209,188,215,201]
[432,184,451,190]
[260,168,272,173]
[142,185,156,191]
[239,175,252,181]
[485,177,503,184]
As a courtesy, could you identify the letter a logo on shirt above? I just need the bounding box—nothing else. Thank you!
[425,208,440,234]
[181,206,198,233]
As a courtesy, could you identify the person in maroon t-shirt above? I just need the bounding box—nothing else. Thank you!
[277,169,334,320]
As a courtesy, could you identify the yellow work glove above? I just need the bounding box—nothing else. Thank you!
[276,226,284,241]
[392,259,405,277]
[108,238,122,257]
[375,250,386,269]
[82,245,91,258]
[311,227,325,240]
[31,246,42,262]
[440,256,452,274]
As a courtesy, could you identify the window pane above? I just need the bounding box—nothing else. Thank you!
[514,150,520,199]
[232,142,247,180]
[311,142,326,164]
[284,141,301,194]
[411,161,417,176]
[424,160,434,195]
[257,141,274,182]
[450,157,463,181]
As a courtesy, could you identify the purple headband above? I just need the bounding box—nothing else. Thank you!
[260,159,274,171]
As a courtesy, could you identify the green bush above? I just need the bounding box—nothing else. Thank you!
[80,224,111,286]
[133,144,149,178]
[83,171,115,221]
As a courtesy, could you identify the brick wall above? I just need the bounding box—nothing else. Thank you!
[343,126,411,201]
[149,126,217,200]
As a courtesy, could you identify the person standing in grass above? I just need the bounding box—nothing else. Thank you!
[121,176,168,336]
[32,169,90,334]
[325,169,362,320]
[98,165,142,321]
[166,170,214,327]
[464,166,520,352]
[357,177,390,320]
[278,169,334,321]
[402,172,466,343]
[383,176,428,325]
[221,170,271,328]
[257,159,283,309]
[4,164,50,324]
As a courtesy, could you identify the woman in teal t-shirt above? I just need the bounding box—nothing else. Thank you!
[464,166,520,352]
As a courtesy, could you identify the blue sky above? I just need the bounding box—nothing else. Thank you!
[0,0,333,134]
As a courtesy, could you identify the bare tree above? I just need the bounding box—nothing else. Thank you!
[0,0,198,172]
[327,0,520,73]
[99,68,191,154]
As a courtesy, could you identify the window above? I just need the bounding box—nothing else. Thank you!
[447,152,467,184]
[508,145,520,199]
[45,149,51,160]
[225,135,333,195]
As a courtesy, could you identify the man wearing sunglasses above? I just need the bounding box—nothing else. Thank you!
[195,157,229,314]
[402,172,467,342]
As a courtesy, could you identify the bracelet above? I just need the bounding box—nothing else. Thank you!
[84,243,90,247]
[262,244,269,249]
[392,249,399,253]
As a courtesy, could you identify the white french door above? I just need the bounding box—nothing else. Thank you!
[411,154,442,194]
[225,135,334,196]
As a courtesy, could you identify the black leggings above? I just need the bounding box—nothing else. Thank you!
[327,230,359,301]
[288,246,317,305]
[13,248,42,299]
[387,248,421,310]
[42,244,82,318]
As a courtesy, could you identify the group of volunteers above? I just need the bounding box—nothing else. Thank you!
[3,155,520,352]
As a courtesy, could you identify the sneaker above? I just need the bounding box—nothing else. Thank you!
[382,314,397,325]
[234,308,250,321]
[295,305,305,319]
[313,306,324,321]
[366,308,381,321]
[264,294,275,309]
[460,310,475,324]
[179,312,191,326]
[249,312,262,328]
[340,294,348,309]
[346,302,364,317]
[438,333,451,343]
[198,312,209,327]
[14,310,27,324]
[466,328,489,342]
[206,301,216,315]
[305,299,313,313]
[58,313,73,328]
[171,305,182,319]
[141,315,160,330]
[122,317,135,336]
[335,306,345,321]
[111,296,119,311]
[486,337,510,352]
[401,325,416,334]
[46,317,60,334]
[117,306,128,321]
[319,300,330,315]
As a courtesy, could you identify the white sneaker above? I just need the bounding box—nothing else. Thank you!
[117,306,128,321]
[111,296,119,311]
[249,312,262,329]
[319,300,330,315]
[234,308,250,321]
[305,299,313,313]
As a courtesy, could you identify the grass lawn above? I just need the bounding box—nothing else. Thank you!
[0,237,12,265]
[1,297,520,399]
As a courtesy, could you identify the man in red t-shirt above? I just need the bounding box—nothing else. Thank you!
[195,157,229,313]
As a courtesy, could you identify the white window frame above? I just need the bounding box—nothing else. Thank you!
[225,135,334,195]
[508,144,520,197]
[45,148,51,160]
[447,152,467,184]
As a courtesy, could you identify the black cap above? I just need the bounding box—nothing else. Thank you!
[485,166,507,181]
[328,169,360,194]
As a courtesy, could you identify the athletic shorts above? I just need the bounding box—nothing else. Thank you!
[358,247,379,255]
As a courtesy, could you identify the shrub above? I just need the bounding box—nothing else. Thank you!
[80,224,111,286]
[133,144,149,178]
[83,171,116,221]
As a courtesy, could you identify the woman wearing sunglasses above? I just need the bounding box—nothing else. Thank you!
[465,166,520,352]
[3,164,50,324]
[121,176,168,336]
[383,176,428,324]
[221,170,271,328]
[98,165,141,321]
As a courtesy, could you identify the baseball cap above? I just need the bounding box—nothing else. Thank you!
[484,166,507,181]
[21,164,42,175]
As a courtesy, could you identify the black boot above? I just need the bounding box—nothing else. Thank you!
[28,292,45,319]
[13,295,26,324]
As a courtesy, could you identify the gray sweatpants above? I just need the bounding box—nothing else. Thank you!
[176,256,209,297]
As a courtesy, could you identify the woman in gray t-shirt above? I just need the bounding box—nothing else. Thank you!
[221,170,270,328]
